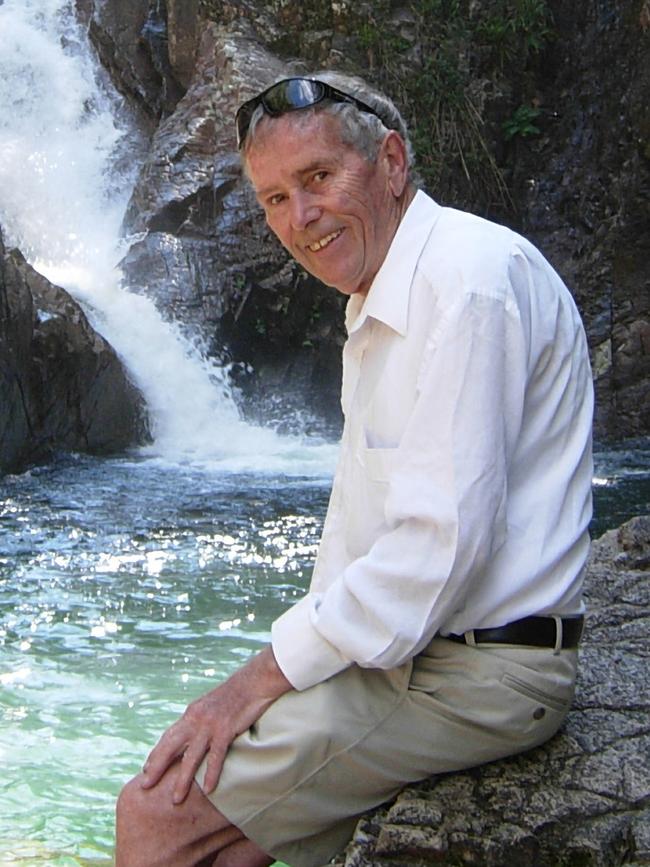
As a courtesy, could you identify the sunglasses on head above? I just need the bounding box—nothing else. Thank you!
[235,77,385,149]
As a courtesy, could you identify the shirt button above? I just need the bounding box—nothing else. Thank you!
[533,707,546,720]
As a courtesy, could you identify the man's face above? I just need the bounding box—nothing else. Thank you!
[245,111,405,296]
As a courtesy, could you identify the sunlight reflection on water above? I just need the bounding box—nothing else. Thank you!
[0,454,331,862]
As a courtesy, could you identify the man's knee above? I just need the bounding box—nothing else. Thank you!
[115,774,164,867]
[115,770,235,867]
[116,774,141,817]
[116,769,189,846]
[116,773,156,829]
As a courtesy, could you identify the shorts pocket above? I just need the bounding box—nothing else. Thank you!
[500,671,571,713]
[409,653,445,695]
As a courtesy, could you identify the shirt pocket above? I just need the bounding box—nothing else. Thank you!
[360,445,398,484]
[346,446,399,559]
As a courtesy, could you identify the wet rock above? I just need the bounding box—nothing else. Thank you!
[120,21,346,428]
[166,0,200,88]
[88,0,184,121]
[330,515,650,867]
[0,231,149,475]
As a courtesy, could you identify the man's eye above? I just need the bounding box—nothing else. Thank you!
[268,193,285,206]
[313,171,328,183]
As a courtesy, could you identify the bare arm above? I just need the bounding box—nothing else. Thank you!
[140,644,293,804]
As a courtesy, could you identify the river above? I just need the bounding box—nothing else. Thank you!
[0,452,334,866]
[0,441,648,865]
[0,2,649,866]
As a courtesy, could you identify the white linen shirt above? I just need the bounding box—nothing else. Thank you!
[272,190,594,692]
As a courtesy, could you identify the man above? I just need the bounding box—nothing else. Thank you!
[116,72,594,867]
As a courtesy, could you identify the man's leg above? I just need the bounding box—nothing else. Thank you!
[116,642,577,867]
[197,640,577,867]
[115,762,273,867]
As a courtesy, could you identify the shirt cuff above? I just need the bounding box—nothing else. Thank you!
[271,594,350,691]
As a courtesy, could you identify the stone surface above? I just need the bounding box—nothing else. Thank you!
[88,0,184,122]
[0,231,149,475]
[119,19,346,428]
[330,516,650,867]
[166,0,200,88]
[512,0,650,440]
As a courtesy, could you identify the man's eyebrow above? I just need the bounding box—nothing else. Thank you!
[254,158,335,199]
[300,158,333,174]
[253,181,278,200]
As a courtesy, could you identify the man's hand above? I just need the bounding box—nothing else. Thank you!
[140,645,292,805]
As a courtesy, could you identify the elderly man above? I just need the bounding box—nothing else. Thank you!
[116,73,593,867]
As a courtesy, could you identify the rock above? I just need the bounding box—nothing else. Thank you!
[119,20,346,429]
[88,0,184,122]
[511,0,650,440]
[0,231,149,475]
[166,0,200,88]
[330,516,650,866]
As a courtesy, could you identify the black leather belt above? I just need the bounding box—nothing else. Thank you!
[445,615,584,649]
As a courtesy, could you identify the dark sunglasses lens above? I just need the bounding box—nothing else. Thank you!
[236,104,253,146]
[264,79,325,115]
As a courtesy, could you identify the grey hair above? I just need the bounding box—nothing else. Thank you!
[242,70,417,181]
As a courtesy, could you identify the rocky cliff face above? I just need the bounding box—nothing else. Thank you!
[513,1,650,439]
[0,229,149,474]
[86,0,649,440]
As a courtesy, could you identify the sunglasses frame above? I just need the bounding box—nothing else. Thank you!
[235,77,385,149]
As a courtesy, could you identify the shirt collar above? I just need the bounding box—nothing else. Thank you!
[346,190,441,337]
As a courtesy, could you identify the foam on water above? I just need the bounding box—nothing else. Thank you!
[0,0,338,476]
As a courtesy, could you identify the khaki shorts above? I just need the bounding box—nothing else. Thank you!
[197,638,577,867]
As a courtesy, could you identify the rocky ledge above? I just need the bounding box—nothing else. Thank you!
[0,229,149,475]
[331,516,650,867]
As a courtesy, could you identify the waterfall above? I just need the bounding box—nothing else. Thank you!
[0,0,336,474]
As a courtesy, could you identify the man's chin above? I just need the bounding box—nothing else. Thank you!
[296,261,368,296]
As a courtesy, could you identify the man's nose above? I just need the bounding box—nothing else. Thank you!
[289,192,320,230]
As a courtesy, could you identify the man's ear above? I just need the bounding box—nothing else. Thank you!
[380,131,410,198]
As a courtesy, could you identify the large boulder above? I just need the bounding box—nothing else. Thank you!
[119,20,346,429]
[0,232,149,475]
[331,515,650,866]
[512,1,650,440]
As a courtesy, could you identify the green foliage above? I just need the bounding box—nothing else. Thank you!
[478,0,553,66]
[352,0,554,211]
[503,104,542,140]
[358,21,409,57]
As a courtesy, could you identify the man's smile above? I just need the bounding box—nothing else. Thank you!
[306,228,343,252]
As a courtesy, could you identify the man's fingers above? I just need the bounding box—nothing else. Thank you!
[171,734,211,804]
[141,725,188,789]
[200,741,229,796]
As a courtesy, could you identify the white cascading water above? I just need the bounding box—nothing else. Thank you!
[0,0,336,475]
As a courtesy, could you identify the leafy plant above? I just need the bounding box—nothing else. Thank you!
[503,104,542,140]
[478,0,552,67]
